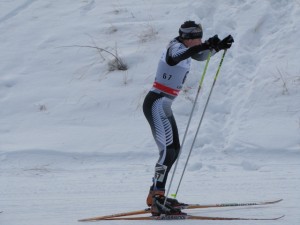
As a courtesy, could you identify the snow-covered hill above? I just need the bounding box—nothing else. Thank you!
[0,0,299,224]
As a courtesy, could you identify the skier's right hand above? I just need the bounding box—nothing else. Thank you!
[205,35,221,51]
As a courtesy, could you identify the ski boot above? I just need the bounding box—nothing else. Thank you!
[146,189,165,206]
[146,188,186,208]
[150,194,187,216]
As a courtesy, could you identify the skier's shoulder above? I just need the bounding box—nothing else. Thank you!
[167,37,186,53]
[167,37,185,49]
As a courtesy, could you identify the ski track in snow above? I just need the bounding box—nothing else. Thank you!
[0,0,300,224]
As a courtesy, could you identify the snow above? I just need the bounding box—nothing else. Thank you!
[0,0,300,224]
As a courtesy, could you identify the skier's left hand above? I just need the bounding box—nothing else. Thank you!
[218,35,234,50]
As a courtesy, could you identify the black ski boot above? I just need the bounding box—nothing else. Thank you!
[146,188,186,208]
[151,194,187,216]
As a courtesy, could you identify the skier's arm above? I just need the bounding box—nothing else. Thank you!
[166,43,210,66]
[191,49,216,61]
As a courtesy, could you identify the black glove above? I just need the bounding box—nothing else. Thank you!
[218,35,234,50]
[205,35,221,51]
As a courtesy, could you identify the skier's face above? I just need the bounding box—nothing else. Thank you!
[185,38,202,47]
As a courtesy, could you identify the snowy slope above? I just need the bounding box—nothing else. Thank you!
[0,0,300,224]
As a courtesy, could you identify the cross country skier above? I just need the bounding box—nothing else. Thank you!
[143,20,234,216]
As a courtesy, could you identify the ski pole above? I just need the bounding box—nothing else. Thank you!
[173,49,227,197]
[164,51,212,206]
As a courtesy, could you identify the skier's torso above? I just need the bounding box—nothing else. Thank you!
[151,38,191,98]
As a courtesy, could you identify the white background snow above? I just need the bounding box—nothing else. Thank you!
[1,0,300,224]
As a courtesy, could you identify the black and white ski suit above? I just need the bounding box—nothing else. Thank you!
[143,37,214,190]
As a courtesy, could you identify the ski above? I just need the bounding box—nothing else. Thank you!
[101,214,285,221]
[78,198,282,222]
[78,208,151,222]
[183,198,283,210]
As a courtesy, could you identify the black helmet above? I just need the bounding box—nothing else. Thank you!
[179,20,203,39]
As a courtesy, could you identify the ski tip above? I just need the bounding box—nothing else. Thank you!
[270,198,283,204]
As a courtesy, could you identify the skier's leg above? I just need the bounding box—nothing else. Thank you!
[143,92,181,207]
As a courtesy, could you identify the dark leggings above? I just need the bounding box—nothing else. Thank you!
[143,91,180,190]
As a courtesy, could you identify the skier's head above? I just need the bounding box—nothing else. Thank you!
[179,20,203,40]
[179,20,203,47]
